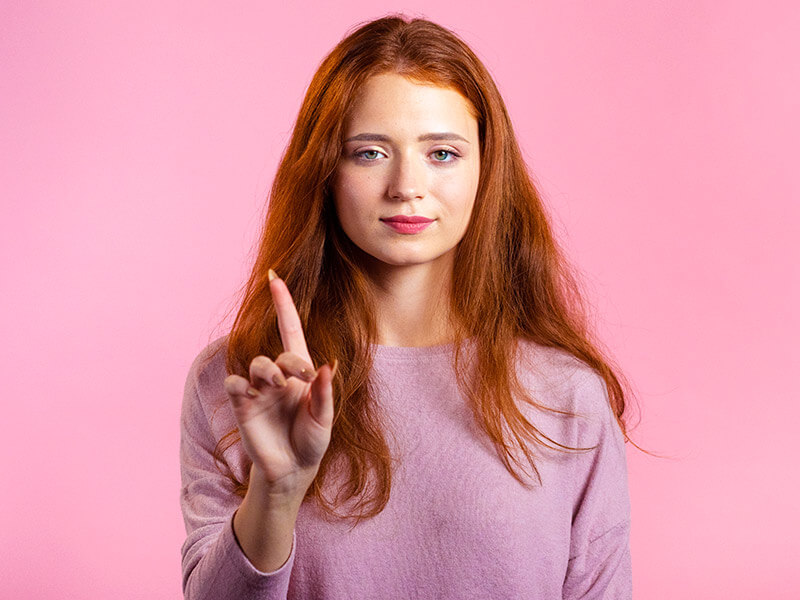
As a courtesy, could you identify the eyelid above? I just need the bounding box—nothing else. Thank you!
[430,147,461,162]
[350,146,462,162]
[352,147,388,160]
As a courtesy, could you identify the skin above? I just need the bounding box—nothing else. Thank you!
[221,73,481,572]
[332,72,481,347]
[224,272,335,572]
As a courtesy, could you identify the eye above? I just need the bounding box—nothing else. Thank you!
[354,149,386,161]
[431,149,459,162]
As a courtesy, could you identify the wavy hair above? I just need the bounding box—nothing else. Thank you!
[205,14,647,525]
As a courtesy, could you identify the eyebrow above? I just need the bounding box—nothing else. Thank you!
[343,132,470,144]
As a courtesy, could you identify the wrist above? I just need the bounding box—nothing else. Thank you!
[247,463,309,514]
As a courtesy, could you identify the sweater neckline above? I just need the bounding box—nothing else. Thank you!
[370,338,476,361]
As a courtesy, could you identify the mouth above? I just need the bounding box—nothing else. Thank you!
[380,218,434,234]
[380,216,435,223]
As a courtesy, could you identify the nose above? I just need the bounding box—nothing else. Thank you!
[387,152,426,201]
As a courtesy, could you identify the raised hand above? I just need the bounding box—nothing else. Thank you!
[223,269,337,500]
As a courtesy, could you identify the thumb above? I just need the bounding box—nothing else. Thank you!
[307,359,336,429]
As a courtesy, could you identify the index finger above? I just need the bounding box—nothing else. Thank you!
[268,269,313,364]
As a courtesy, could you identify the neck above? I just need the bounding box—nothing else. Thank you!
[366,255,456,348]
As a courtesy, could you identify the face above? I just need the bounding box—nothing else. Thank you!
[332,72,480,275]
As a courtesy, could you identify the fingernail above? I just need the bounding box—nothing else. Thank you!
[268,268,278,281]
[246,387,259,397]
[300,367,317,382]
[272,373,287,387]
[330,358,339,378]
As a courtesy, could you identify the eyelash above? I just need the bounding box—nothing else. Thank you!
[353,149,460,163]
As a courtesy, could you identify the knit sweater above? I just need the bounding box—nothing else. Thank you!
[179,336,632,599]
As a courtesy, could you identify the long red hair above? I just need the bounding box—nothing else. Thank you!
[205,14,647,524]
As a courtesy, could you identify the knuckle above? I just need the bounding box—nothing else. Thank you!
[250,355,272,372]
[279,352,304,369]
[223,376,242,395]
[275,353,305,377]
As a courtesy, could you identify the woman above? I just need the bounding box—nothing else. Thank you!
[180,14,636,599]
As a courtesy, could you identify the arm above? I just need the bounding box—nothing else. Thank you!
[233,464,302,573]
[562,373,632,600]
[563,520,631,599]
[179,355,296,600]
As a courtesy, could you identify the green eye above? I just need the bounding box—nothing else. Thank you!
[433,150,454,161]
[355,150,383,161]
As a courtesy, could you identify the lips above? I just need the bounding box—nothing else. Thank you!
[380,215,434,223]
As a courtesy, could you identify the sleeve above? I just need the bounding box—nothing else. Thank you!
[562,372,632,600]
[179,353,297,600]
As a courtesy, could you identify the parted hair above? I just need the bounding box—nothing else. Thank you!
[205,14,644,525]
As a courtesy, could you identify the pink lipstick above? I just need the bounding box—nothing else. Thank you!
[380,215,434,234]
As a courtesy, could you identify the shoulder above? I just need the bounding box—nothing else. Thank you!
[182,335,230,421]
[180,334,251,481]
[186,335,229,390]
[513,339,624,456]
[513,339,610,422]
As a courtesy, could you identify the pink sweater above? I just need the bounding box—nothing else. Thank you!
[179,336,632,599]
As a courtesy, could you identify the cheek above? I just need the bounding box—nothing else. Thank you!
[435,170,479,217]
[334,170,382,215]
[333,178,369,229]
[332,170,352,215]
[332,193,354,229]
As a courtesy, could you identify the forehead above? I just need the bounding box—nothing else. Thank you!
[343,73,478,137]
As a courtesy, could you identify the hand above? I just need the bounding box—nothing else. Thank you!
[223,270,336,499]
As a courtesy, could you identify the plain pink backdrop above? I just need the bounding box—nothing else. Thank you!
[2,2,798,598]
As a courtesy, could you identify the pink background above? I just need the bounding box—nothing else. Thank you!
[2,2,798,598]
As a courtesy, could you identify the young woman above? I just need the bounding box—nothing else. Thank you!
[180,15,636,599]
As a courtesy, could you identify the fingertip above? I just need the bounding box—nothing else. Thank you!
[309,366,325,388]
[223,374,242,390]
[308,378,334,427]
[225,384,246,407]
[267,271,280,295]
[312,363,332,386]
[223,375,253,402]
